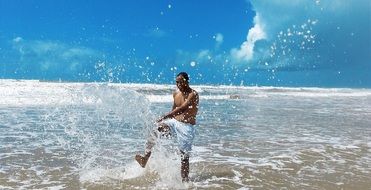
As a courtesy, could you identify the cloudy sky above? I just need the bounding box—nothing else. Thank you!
[0,0,370,87]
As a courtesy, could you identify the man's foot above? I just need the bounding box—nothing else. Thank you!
[135,152,151,168]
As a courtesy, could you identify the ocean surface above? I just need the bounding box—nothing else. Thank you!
[0,80,370,189]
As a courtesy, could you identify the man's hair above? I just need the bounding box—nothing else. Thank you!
[177,72,189,81]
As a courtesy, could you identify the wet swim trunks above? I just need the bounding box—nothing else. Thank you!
[159,118,195,154]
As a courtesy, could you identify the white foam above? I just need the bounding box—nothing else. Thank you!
[333,144,360,150]
[145,95,173,103]
[122,162,147,179]
[145,94,233,103]
[79,166,145,183]
[1,80,370,106]
[192,146,212,153]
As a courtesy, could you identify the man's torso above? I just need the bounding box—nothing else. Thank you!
[173,90,199,125]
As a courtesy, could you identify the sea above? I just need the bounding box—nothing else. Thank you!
[0,79,370,189]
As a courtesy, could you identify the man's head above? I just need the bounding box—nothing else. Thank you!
[176,72,190,92]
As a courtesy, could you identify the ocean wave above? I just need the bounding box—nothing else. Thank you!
[1,80,370,106]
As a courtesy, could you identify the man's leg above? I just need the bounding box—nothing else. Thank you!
[180,151,190,182]
[135,123,171,168]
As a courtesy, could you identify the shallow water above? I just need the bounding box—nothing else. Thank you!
[0,80,370,189]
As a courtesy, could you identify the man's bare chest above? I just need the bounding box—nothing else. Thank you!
[174,93,188,106]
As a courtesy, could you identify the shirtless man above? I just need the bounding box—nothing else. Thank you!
[135,72,199,182]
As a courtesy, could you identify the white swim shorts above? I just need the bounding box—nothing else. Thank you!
[160,118,195,154]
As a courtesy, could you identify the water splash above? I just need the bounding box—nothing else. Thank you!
[42,84,155,183]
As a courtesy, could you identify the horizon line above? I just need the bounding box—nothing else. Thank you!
[1,78,370,90]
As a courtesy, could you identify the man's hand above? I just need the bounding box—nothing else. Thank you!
[156,115,168,123]
[156,117,164,123]
[157,113,174,123]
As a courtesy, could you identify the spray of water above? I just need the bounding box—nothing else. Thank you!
[41,83,191,188]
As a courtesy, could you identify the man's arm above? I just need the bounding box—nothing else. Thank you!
[171,92,177,111]
[158,91,196,122]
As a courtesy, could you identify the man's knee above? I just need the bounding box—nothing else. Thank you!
[150,123,168,136]
[180,151,189,162]
[159,123,172,136]
[157,123,170,132]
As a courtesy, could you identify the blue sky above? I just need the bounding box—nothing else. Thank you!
[0,0,370,87]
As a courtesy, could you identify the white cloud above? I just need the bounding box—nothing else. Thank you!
[11,38,102,72]
[231,0,370,69]
[61,48,97,59]
[175,48,227,69]
[214,33,224,48]
[215,33,223,43]
[197,49,211,61]
[230,14,266,62]
[13,37,23,43]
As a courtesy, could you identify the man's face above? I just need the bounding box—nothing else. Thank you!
[176,76,188,91]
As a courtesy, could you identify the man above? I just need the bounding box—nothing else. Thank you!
[135,72,199,182]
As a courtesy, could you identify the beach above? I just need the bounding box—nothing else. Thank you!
[0,80,370,189]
